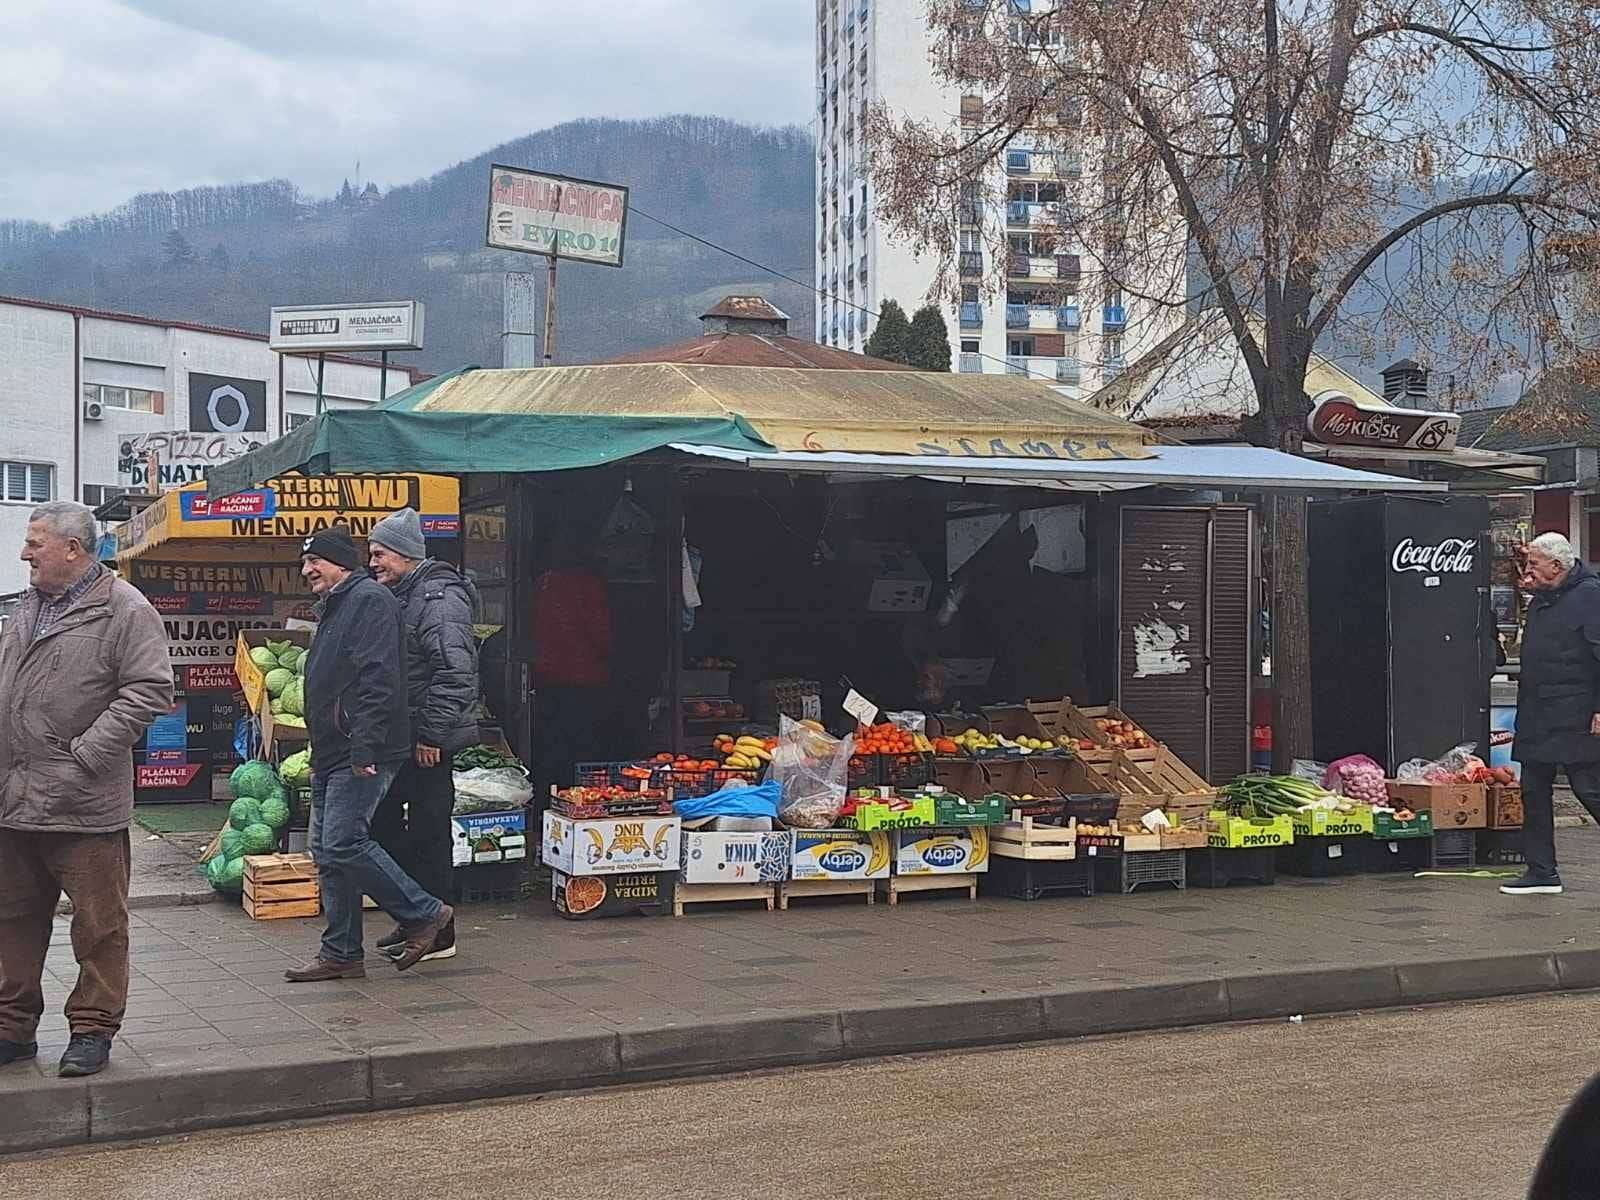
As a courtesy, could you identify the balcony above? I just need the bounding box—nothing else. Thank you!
[859,0,868,21]
[845,217,855,242]
[959,250,983,275]
[1007,254,1029,278]
[1005,356,1027,376]
[1007,200,1028,225]
[1056,357,1082,384]
[1103,305,1127,330]
[858,257,868,282]
[1009,253,1056,279]
[1005,149,1032,173]
[858,210,867,233]
[960,301,983,328]
[1055,255,1082,290]
[959,353,984,373]
[1010,0,1031,11]
[958,202,981,225]
[1059,153,1083,177]
[1057,304,1081,330]
[1005,304,1029,328]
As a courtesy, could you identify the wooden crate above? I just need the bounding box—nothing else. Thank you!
[878,874,979,905]
[990,816,1078,861]
[672,881,776,917]
[778,878,876,909]
[1160,826,1209,851]
[242,853,321,920]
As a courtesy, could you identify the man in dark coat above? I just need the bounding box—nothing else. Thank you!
[287,525,453,980]
[1505,532,1600,895]
[367,507,480,963]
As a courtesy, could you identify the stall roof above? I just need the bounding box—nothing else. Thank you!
[208,363,1156,497]
[668,443,1446,492]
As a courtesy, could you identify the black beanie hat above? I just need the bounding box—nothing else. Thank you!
[300,525,361,570]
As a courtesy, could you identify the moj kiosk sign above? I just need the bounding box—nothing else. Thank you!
[1307,396,1460,452]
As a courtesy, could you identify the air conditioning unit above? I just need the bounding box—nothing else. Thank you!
[83,400,105,421]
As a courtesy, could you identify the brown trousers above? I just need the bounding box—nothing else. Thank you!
[0,828,131,1041]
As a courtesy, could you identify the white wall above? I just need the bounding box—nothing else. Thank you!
[0,297,414,595]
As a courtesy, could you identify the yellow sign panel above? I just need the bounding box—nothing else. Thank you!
[116,474,461,561]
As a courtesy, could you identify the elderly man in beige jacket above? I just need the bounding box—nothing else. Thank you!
[0,501,173,1078]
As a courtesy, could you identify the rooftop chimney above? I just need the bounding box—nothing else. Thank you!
[699,295,790,337]
[1381,358,1430,406]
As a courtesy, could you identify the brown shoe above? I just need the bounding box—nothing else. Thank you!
[393,905,454,971]
[285,957,367,983]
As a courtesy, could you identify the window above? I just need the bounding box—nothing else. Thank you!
[82,483,126,507]
[961,284,980,303]
[287,413,314,431]
[1008,180,1059,204]
[84,383,160,413]
[961,340,980,353]
[2,461,54,504]
[1009,336,1036,356]
[960,230,981,252]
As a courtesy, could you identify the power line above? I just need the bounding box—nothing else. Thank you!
[625,202,1122,383]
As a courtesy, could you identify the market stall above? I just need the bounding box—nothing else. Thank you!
[113,471,461,805]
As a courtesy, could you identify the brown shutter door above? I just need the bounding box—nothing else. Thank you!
[1207,507,1253,782]
[1118,508,1211,772]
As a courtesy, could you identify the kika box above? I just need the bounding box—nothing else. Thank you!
[893,828,990,875]
[790,830,891,880]
[542,811,681,877]
[680,830,791,884]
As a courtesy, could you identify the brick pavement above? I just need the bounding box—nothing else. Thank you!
[6,827,1600,1154]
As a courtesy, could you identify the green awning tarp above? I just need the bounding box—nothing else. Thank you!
[205,406,774,498]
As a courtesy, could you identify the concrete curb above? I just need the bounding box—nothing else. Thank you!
[57,890,219,916]
[1,948,1592,1156]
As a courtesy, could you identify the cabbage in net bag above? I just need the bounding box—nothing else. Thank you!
[771,716,855,829]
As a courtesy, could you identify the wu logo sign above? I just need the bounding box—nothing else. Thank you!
[188,372,267,433]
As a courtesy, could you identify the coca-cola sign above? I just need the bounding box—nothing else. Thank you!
[1391,537,1476,575]
[1307,398,1459,452]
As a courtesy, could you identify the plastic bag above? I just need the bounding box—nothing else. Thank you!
[883,711,927,734]
[1322,754,1388,804]
[1290,759,1328,783]
[1396,742,1485,784]
[771,715,855,829]
[452,766,534,815]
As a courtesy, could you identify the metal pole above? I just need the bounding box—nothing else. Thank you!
[380,350,389,402]
[542,255,558,366]
[315,353,326,416]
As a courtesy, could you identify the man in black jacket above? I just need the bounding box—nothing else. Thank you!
[1505,532,1600,896]
[286,526,453,980]
[367,507,480,963]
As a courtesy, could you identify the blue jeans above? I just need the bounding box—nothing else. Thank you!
[309,765,445,964]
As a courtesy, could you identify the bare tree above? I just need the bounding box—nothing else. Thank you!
[868,0,1600,766]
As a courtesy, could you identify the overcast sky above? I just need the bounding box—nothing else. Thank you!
[1,0,815,225]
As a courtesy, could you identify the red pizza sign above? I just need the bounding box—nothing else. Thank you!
[1307,398,1459,452]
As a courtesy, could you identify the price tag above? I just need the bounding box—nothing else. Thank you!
[842,688,879,728]
[801,694,822,722]
[1327,843,1343,859]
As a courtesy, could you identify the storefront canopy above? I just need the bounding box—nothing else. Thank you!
[208,363,1156,498]
[668,443,1446,492]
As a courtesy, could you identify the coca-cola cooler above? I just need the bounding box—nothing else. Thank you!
[1309,495,1493,772]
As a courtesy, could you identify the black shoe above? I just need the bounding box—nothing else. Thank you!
[384,918,456,963]
[58,1034,112,1078]
[0,1039,38,1066]
[1500,871,1564,896]
[394,905,455,971]
[376,924,408,952]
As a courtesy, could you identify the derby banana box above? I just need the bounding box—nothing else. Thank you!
[789,830,891,880]
[542,811,681,877]
[1290,805,1375,838]
[893,828,990,875]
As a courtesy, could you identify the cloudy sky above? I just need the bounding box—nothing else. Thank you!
[1,0,815,224]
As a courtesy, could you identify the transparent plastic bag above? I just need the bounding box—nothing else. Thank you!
[1290,758,1329,783]
[771,715,855,829]
[1396,742,1484,784]
[883,711,927,734]
[1322,754,1388,804]
[451,766,534,815]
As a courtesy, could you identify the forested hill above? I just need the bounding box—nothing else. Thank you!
[0,116,817,370]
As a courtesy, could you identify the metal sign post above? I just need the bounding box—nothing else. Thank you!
[543,252,559,366]
[315,352,326,416]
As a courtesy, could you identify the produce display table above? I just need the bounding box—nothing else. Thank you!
[778,878,876,909]
[1185,846,1276,888]
[878,873,979,905]
[982,854,1094,900]
[672,881,777,916]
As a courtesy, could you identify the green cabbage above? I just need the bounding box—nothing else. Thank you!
[249,646,277,669]
[280,749,312,788]
[229,760,281,801]
[281,677,304,717]
[217,855,245,890]
[259,796,291,830]
[239,823,277,855]
[219,828,246,859]
[228,797,263,830]
[264,667,295,697]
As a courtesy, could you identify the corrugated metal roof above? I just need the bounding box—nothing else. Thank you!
[699,295,790,321]
[1478,368,1600,450]
[414,363,1154,458]
[599,333,913,371]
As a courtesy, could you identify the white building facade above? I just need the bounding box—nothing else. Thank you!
[815,0,1184,393]
[0,294,416,594]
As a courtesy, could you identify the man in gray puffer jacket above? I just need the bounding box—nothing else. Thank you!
[366,508,480,962]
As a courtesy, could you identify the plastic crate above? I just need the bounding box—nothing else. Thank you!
[654,766,761,798]
[982,852,1095,900]
[1361,836,1432,873]
[1476,828,1526,867]
[1277,836,1363,877]
[572,761,647,789]
[850,751,935,790]
[1185,846,1276,888]
[453,860,527,904]
[1062,793,1119,825]
[1096,848,1186,894]
[1429,828,1476,869]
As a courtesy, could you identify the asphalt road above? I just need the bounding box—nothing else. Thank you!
[5,992,1592,1199]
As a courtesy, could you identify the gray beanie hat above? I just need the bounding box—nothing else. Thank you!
[369,507,426,560]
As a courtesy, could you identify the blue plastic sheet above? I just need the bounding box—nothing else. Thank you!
[673,779,781,821]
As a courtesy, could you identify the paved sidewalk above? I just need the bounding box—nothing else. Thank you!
[54,833,217,917]
[7,828,1600,1154]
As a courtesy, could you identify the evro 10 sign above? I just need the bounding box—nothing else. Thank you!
[485,165,629,267]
